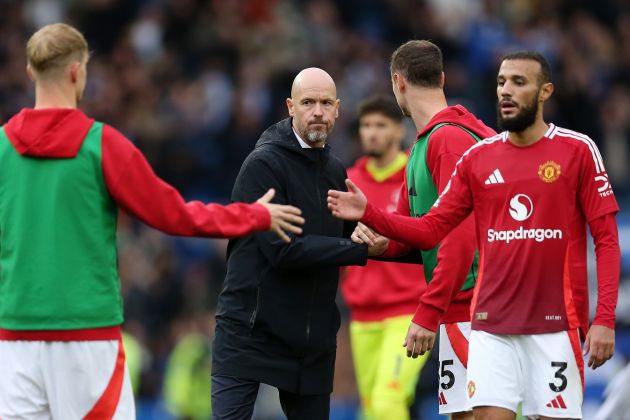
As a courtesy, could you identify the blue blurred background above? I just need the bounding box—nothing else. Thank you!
[0,0,628,418]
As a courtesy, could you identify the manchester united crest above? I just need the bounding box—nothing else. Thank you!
[538,161,561,183]
[467,380,476,398]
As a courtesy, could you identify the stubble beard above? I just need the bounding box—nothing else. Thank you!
[306,130,328,143]
[365,136,395,158]
[365,150,383,158]
[497,96,539,133]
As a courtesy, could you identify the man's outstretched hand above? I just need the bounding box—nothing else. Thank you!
[327,179,368,221]
[257,189,304,242]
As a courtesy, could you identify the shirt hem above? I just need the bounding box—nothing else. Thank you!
[0,325,122,341]
[471,324,569,335]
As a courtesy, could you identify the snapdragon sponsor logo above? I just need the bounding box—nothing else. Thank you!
[487,193,563,243]
[508,194,533,221]
[487,226,563,243]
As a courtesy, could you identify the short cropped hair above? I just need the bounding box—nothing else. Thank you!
[390,40,443,88]
[501,51,552,84]
[358,95,403,122]
[26,23,88,76]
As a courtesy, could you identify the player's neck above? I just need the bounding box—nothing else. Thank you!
[406,88,448,132]
[34,83,77,109]
[508,119,549,147]
[370,146,401,168]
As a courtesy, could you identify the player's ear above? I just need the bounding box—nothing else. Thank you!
[286,98,294,117]
[69,61,80,83]
[26,65,35,81]
[539,82,554,102]
[393,72,406,93]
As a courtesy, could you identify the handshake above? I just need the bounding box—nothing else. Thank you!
[258,178,389,257]
[351,222,390,257]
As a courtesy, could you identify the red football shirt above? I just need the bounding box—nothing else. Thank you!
[362,124,620,334]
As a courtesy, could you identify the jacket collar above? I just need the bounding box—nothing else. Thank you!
[256,118,331,163]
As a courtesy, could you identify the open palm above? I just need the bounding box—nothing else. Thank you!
[327,179,368,221]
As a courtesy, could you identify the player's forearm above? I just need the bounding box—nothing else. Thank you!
[380,181,416,257]
[381,238,413,258]
[116,166,270,236]
[590,213,620,328]
[361,203,450,250]
[102,128,270,237]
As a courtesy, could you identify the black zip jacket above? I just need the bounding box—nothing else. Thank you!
[212,118,368,395]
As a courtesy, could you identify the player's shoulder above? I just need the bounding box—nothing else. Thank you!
[99,123,139,157]
[461,132,507,159]
[547,125,597,149]
[430,123,476,143]
[547,124,604,163]
[100,123,133,144]
[428,123,485,157]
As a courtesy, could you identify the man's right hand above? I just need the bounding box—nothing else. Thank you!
[257,189,304,242]
[327,179,367,221]
[403,321,436,358]
[583,324,615,369]
[351,222,389,256]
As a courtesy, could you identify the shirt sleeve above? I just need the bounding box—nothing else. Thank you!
[577,140,620,221]
[589,213,620,329]
[101,125,271,237]
[237,157,368,269]
[361,149,475,251]
[381,175,415,258]
[412,126,478,331]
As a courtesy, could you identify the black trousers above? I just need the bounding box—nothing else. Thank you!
[211,375,331,420]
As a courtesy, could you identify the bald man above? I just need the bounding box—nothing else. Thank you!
[212,68,369,419]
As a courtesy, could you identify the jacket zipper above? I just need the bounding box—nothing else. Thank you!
[248,285,261,335]
[305,159,323,348]
[305,279,318,345]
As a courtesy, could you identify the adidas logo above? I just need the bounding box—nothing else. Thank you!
[438,391,448,405]
[484,169,505,185]
[546,394,567,409]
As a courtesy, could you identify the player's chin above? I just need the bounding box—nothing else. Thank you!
[500,110,518,119]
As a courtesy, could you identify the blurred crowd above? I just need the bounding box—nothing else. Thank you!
[1,0,629,418]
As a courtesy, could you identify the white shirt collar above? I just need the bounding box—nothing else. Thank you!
[292,127,312,149]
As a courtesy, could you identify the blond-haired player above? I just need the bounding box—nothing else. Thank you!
[0,23,303,419]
